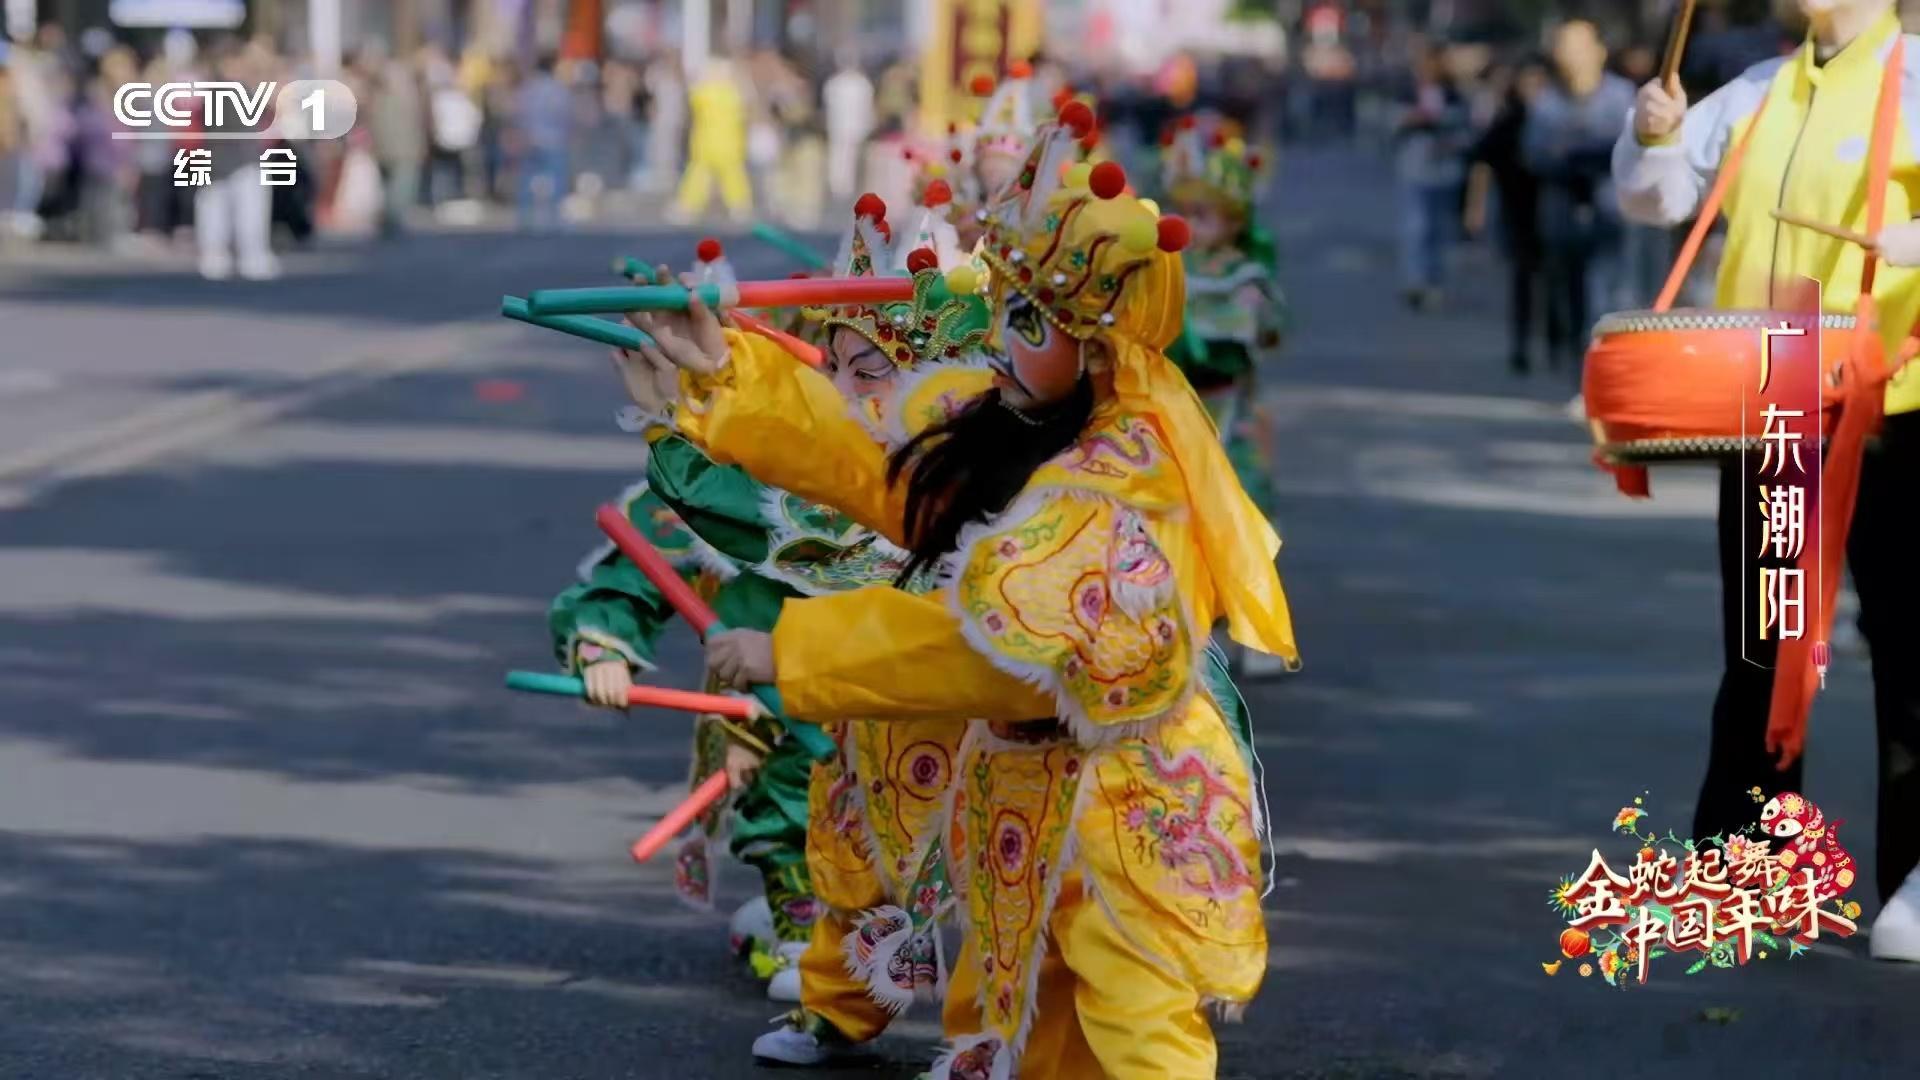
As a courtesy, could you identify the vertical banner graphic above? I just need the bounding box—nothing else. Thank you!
[1743,280,1823,681]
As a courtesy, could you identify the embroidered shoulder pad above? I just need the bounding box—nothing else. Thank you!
[952,493,1193,744]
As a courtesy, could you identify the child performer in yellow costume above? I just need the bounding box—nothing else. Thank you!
[622,100,1297,1080]
[751,196,1000,1067]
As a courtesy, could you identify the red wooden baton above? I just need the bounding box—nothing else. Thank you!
[631,771,731,863]
[596,505,721,637]
[729,310,825,369]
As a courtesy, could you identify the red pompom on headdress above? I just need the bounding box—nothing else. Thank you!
[1156,215,1191,253]
[1058,100,1095,140]
[1008,59,1033,79]
[968,73,996,96]
[696,237,723,262]
[905,247,940,274]
[1088,161,1127,201]
[922,179,953,207]
[854,192,887,221]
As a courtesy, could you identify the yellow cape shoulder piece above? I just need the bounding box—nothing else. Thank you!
[949,486,1196,746]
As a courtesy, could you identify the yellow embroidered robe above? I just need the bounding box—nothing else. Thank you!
[677,333,1268,1063]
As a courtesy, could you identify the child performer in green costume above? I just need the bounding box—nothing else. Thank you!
[1160,115,1292,679]
[1160,114,1286,520]
[550,241,822,998]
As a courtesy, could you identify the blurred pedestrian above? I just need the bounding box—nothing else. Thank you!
[7,29,63,240]
[1612,40,1672,309]
[368,58,426,236]
[514,52,572,230]
[424,44,481,211]
[823,57,873,205]
[0,42,20,236]
[642,52,685,194]
[132,49,195,247]
[1390,41,1471,310]
[672,57,752,224]
[1466,55,1549,374]
[194,45,278,280]
[601,59,648,192]
[1524,20,1633,386]
[73,46,137,248]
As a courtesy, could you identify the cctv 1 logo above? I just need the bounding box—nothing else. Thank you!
[111,80,358,140]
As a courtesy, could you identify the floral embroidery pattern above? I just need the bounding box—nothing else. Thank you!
[956,741,1082,1057]
[1114,748,1256,900]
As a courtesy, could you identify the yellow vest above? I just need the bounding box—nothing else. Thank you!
[1716,13,1920,413]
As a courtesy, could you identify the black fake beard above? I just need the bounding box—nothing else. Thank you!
[886,377,1097,584]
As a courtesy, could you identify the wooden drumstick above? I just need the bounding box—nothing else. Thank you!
[1771,209,1877,250]
[1661,0,1700,90]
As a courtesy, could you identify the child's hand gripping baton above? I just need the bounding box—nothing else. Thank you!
[505,667,742,863]
[503,670,766,720]
[593,504,834,760]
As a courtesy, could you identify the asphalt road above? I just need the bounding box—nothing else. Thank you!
[2,152,1916,1080]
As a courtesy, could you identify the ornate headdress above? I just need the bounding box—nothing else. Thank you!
[1160,113,1267,217]
[692,236,737,286]
[893,180,967,271]
[972,61,1037,164]
[978,101,1192,341]
[811,194,990,370]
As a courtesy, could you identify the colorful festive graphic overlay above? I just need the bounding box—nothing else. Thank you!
[1547,792,1858,987]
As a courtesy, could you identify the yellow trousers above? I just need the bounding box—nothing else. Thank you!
[799,906,895,1044]
[943,875,1218,1079]
[675,148,752,219]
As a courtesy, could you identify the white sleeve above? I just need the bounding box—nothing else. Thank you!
[1611,59,1783,228]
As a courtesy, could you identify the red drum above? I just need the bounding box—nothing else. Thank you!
[1582,309,1858,463]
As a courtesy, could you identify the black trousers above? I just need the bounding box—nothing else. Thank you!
[1696,412,1920,903]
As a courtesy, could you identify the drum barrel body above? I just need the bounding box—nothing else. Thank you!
[1582,310,1855,463]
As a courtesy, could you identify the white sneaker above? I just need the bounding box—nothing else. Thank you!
[199,256,233,281]
[1564,393,1587,422]
[752,1020,828,1065]
[730,896,775,957]
[1870,869,1920,962]
[765,941,807,1002]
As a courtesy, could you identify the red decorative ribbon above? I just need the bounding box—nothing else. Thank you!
[1765,35,1908,767]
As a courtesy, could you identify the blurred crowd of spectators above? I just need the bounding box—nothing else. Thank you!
[0,18,1294,277]
[1377,9,1796,396]
[0,21,948,267]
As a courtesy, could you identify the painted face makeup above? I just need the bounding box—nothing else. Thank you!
[825,327,899,400]
[994,295,1084,409]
